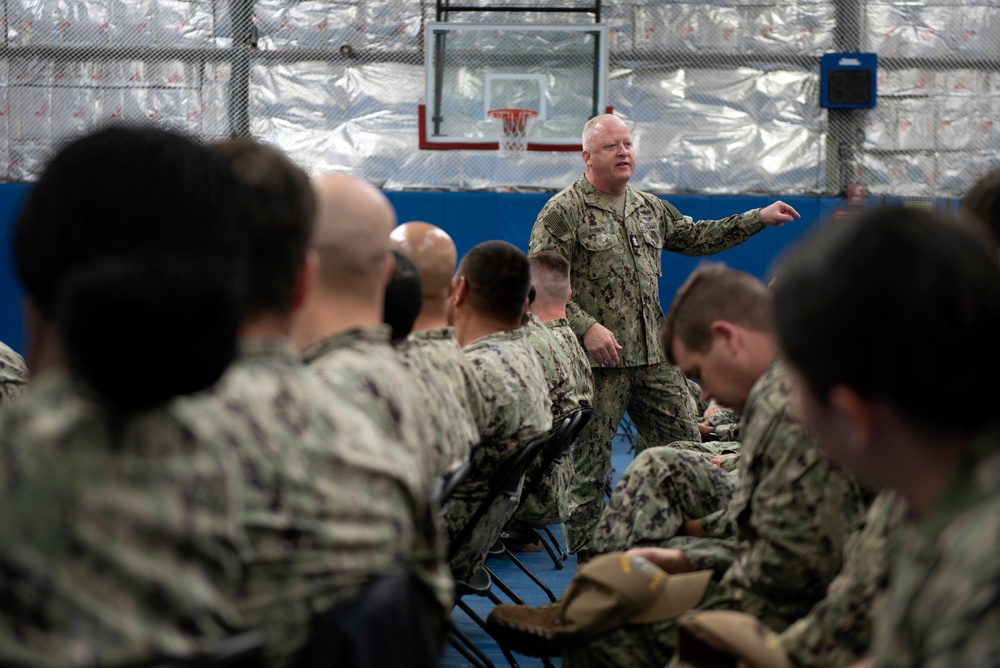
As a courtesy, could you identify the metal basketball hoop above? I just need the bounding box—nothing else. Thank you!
[487,108,538,160]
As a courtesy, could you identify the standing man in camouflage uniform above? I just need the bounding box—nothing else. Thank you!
[528,113,801,555]
[390,222,486,476]
[199,140,449,663]
[513,251,594,532]
[291,174,438,488]
[488,264,863,667]
[0,341,27,409]
[773,208,1000,667]
[443,240,552,583]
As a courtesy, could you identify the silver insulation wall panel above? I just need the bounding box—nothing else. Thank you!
[1,0,998,195]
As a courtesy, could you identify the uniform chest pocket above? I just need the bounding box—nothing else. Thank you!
[641,228,662,249]
[579,229,620,252]
[578,226,623,280]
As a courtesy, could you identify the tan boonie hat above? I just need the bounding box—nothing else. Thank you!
[556,551,713,640]
[676,610,794,668]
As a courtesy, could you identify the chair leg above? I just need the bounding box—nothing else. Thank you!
[455,598,521,668]
[541,525,568,560]
[536,526,565,568]
[483,564,527,605]
[448,621,496,668]
[499,548,558,603]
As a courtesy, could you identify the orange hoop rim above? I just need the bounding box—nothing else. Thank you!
[486,108,539,120]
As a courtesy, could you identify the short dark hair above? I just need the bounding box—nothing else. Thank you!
[773,208,1000,438]
[212,139,315,316]
[663,263,773,364]
[15,125,248,413]
[528,250,570,277]
[528,251,570,304]
[456,241,531,324]
[384,250,423,342]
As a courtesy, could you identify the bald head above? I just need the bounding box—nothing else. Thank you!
[582,113,628,153]
[390,221,457,300]
[311,173,397,295]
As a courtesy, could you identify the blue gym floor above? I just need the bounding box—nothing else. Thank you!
[441,424,637,668]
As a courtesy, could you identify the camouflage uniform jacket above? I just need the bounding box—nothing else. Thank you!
[517,316,594,525]
[528,176,764,367]
[444,328,552,582]
[685,359,865,630]
[302,324,436,488]
[781,491,906,667]
[0,341,28,409]
[546,318,595,411]
[524,314,593,421]
[873,429,1000,668]
[177,338,450,664]
[0,372,245,666]
[397,327,486,476]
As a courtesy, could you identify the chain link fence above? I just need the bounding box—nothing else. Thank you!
[1,0,997,195]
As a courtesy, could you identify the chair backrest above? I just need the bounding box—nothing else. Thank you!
[447,431,552,562]
[562,406,593,456]
[515,413,575,505]
[432,460,473,510]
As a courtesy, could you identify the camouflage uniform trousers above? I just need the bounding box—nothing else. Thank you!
[590,446,737,555]
[565,363,699,553]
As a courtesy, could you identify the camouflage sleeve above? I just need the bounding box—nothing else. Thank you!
[780,492,904,668]
[651,197,765,258]
[682,536,740,578]
[717,452,742,473]
[726,416,860,606]
[714,423,741,442]
[528,202,597,340]
[707,407,739,428]
[700,503,736,540]
[875,488,1000,668]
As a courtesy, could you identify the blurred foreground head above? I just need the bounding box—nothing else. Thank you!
[15,125,248,412]
[212,138,315,321]
[960,167,1000,261]
[773,207,1000,486]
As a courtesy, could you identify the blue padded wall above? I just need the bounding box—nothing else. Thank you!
[0,183,957,356]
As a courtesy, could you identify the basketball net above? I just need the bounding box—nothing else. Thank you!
[487,108,538,160]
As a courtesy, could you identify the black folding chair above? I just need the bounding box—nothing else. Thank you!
[445,431,554,668]
[434,460,473,510]
[506,407,594,572]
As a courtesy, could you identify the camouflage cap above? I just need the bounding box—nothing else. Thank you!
[677,610,794,668]
[557,552,712,639]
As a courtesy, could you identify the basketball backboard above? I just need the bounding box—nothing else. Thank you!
[422,22,609,151]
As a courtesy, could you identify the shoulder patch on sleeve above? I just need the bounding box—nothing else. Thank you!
[544,211,573,239]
